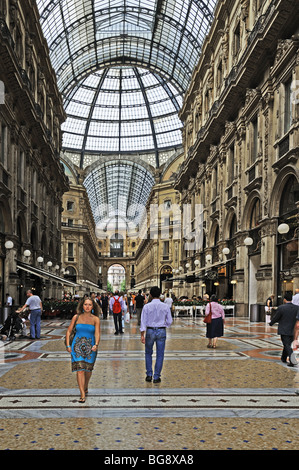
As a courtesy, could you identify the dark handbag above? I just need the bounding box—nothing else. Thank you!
[203,303,212,323]
[64,315,78,347]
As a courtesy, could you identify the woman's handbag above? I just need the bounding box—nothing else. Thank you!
[64,314,78,347]
[203,304,212,324]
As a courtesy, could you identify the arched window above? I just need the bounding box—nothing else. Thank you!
[65,266,77,282]
[214,225,219,246]
[279,175,298,217]
[249,198,261,229]
[278,175,299,272]
[229,214,237,239]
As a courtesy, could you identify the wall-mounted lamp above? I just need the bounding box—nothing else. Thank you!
[244,237,253,246]
[277,223,290,234]
[24,249,31,257]
[5,240,14,250]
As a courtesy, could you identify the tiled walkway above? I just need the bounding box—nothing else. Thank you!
[0,314,299,450]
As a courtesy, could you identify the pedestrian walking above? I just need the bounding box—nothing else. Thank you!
[265,294,275,322]
[110,290,124,335]
[269,292,299,367]
[65,297,100,402]
[135,290,145,326]
[16,290,42,339]
[100,292,109,319]
[204,294,225,349]
[292,289,299,306]
[140,286,172,383]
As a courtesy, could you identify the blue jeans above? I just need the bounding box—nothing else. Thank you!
[30,309,41,338]
[145,328,166,380]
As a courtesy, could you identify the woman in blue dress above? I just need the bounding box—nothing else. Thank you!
[66,297,100,403]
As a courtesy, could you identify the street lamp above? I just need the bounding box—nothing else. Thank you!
[206,254,212,263]
[5,241,14,250]
[277,223,290,234]
[244,237,253,246]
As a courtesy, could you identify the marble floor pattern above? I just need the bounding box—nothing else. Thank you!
[0,314,299,450]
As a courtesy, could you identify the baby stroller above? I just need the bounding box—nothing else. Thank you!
[0,310,23,340]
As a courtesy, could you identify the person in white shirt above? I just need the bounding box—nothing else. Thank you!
[292,289,299,306]
[140,286,173,383]
[5,294,13,306]
[17,290,42,339]
[164,293,173,310]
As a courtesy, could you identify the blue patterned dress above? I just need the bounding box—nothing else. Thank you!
[71,323,97,372]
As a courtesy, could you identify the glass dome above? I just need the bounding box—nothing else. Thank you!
[62,66,184,167]
[83,157,155,231]
[37,0,217,225]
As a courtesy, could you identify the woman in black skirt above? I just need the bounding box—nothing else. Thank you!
[204,294,225,348]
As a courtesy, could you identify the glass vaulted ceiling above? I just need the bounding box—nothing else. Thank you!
[61,66,184,167]
[36,0,217,227]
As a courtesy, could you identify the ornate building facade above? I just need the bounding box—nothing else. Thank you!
[61,158,100,295]
[174,0,299,315]
[0,0,69,306]
[134,153,183,293]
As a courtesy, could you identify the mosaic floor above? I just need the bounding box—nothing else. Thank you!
[0,314,299,451]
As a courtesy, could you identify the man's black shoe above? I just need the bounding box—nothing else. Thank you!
[153,378,161,383]
[145,376,152,382]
